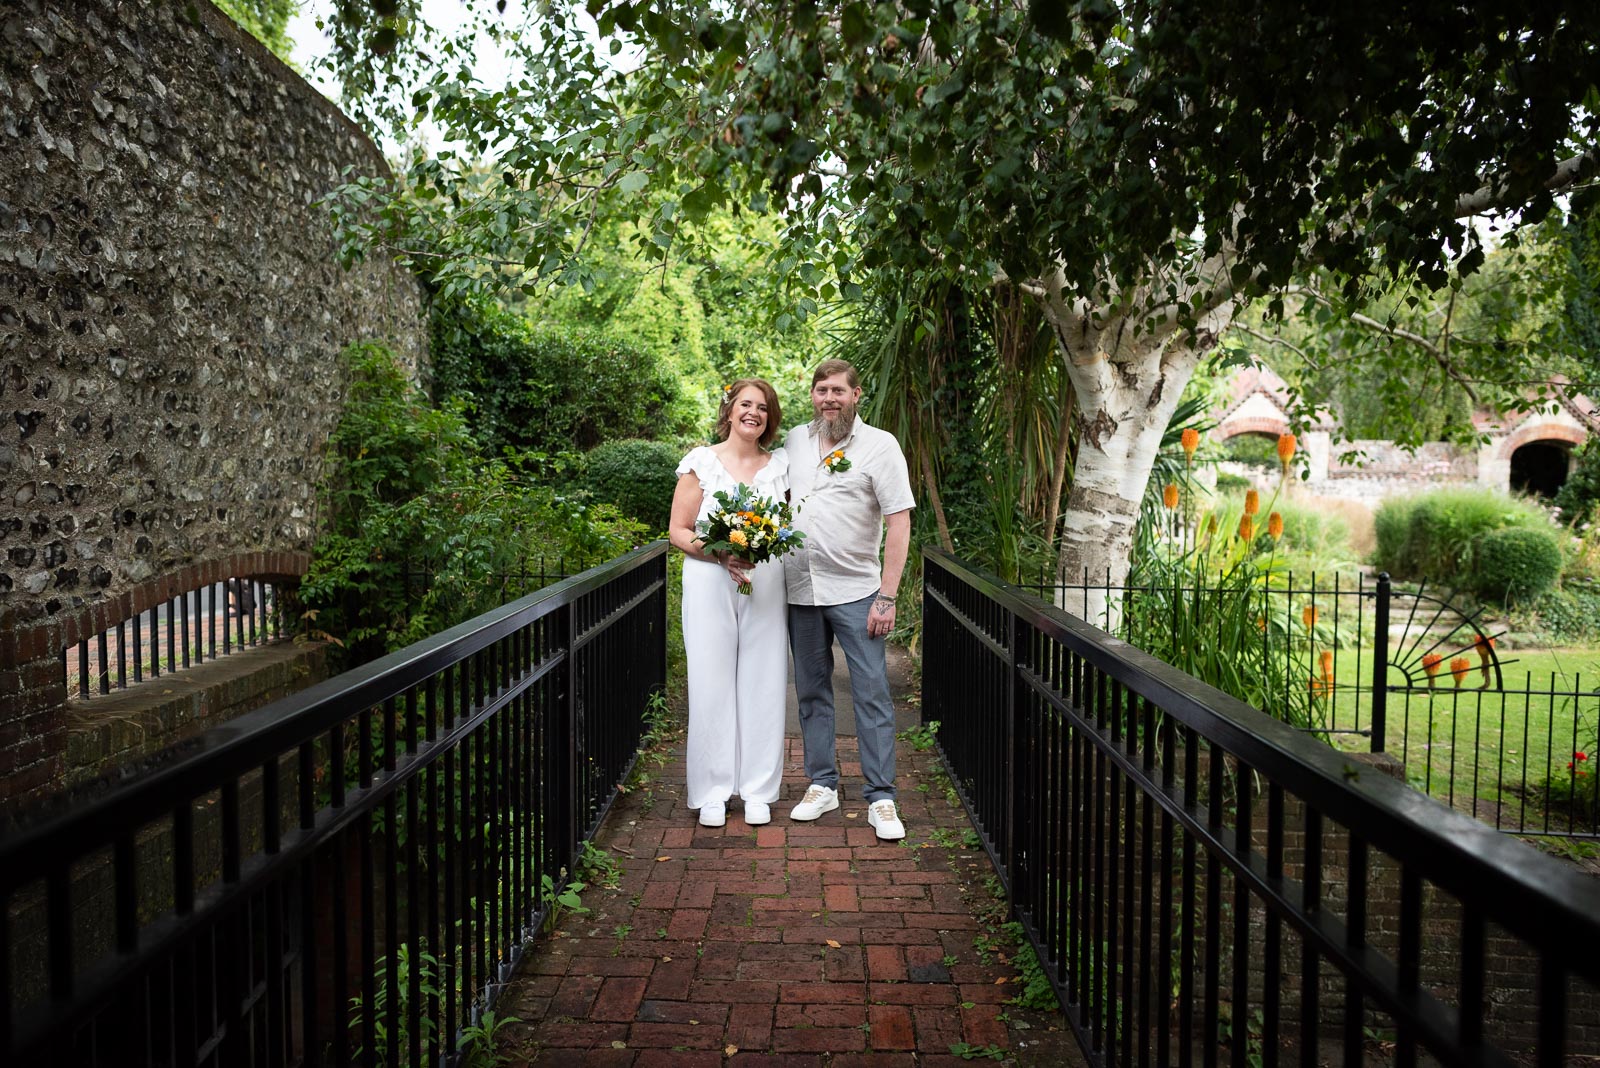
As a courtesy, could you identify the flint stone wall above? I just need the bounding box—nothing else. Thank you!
[0,0,426,815]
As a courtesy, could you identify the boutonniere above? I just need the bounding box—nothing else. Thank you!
[823,449,852,474]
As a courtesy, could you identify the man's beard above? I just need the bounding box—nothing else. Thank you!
[810,402,856,443]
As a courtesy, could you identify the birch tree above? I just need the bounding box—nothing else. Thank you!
[326,0,1598,604]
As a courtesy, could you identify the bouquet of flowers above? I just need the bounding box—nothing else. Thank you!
[697,484,805,594]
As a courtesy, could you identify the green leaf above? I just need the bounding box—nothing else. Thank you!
[618,171,650,195]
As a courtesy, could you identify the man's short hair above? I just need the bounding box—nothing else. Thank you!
[811,359,860,389]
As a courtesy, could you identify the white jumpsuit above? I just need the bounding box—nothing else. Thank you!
[677,445,790,810]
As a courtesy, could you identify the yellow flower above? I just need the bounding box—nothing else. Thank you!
[728,530,748,547]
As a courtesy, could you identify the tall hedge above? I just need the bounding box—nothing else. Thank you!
[430,294,693,455]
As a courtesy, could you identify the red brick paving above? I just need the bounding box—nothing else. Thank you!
[496,727,1083,1067]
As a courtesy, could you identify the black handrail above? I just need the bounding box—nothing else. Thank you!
[924,548,1600,1064]
[1,541,669,1067]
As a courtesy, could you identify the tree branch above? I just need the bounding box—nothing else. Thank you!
[1282,285,1481,403]
[1232,323,1321,370]
[1453,149,1597,218]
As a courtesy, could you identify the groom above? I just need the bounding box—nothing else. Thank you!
[783,359,916,840]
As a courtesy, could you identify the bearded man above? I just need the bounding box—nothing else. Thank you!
[782,359,915,840]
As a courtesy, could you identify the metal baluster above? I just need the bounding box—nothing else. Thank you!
[131,611,142,684]
[1342,836,1368,1067]
[1300,807,1322,1068]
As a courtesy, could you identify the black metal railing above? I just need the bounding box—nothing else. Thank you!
[1,542,668,1067]
[925,549,1600,1065]
[63,578,289,699]
[1024,568,1600,839]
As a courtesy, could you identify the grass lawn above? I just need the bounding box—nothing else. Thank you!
[1317,645,1600,835]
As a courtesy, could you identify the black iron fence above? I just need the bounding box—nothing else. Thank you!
[63,578,289,700]
[926,549,1600,1065]
[1020,567,1599,839]
[1,542,668,1067]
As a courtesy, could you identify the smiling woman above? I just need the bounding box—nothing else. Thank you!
[668,378,792,829]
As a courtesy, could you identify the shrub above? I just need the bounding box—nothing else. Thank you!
[1528,585,1600,642]
[430,293,692,456]
[1262,496,1352,564]
[1554,441,1600,527]
[582,439,683,533]
[301,343,646,664]
[1469,527,1564,603]
[1371,494,1416,574]
[1372,486,1558,582]
[1214,471,1252,492]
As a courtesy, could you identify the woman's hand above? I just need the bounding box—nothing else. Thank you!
[720,551,754,586]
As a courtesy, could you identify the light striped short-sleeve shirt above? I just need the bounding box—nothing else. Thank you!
[784,417,916,607]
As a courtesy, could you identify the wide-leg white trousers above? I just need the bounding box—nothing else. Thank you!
[681,555,788,810]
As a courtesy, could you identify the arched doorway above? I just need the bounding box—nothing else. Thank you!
[1510,440,1570,497]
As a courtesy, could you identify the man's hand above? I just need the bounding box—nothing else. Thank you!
[867,595,896,638]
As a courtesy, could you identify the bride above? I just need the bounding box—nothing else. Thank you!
[667,379,790,828]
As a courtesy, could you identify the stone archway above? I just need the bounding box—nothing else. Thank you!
[1510,441,1571,497]
[1499,423,1585,497]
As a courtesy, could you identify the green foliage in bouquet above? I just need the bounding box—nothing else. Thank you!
[695,484,805,595]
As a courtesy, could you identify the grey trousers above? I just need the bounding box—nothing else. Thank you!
[788,593,896,803]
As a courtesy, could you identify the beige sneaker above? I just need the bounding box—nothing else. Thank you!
[867,799,905,840]
[789,784,839,821]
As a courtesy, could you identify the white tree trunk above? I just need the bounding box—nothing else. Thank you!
[1032,277,1236,629]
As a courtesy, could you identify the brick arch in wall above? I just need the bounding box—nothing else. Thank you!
[1496,421,1587,459]
[0,551,312,669]
[1215,414,1290,441]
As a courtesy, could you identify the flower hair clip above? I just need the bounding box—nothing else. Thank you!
[823,449,852,474]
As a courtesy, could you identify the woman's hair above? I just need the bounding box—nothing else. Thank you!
[716,378,783,448]
[810,358,860,389]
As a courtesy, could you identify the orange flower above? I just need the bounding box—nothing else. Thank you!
[1163,483,1180,510]
[1320,649,1335,682]
[1244,489,1260,516]
[1276,433,1297,469]
[1256,616,1267,632]
[1181,427,1200,460]
[1449,657,1471,688]
[1473,634,1496,661]
[1422,652,1442,690]
[1238,515,1255,541]
[1301,605,1317,629]
[1267,511,1283,539]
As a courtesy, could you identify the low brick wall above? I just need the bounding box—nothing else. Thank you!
[63,638,329,793]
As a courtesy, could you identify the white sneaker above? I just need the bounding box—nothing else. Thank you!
[744,801,771,826]
[867,800,905,840]
[698,802,726,828]
[789,784,839,821]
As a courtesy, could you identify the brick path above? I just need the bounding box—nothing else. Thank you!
[495,652,1082,1067]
